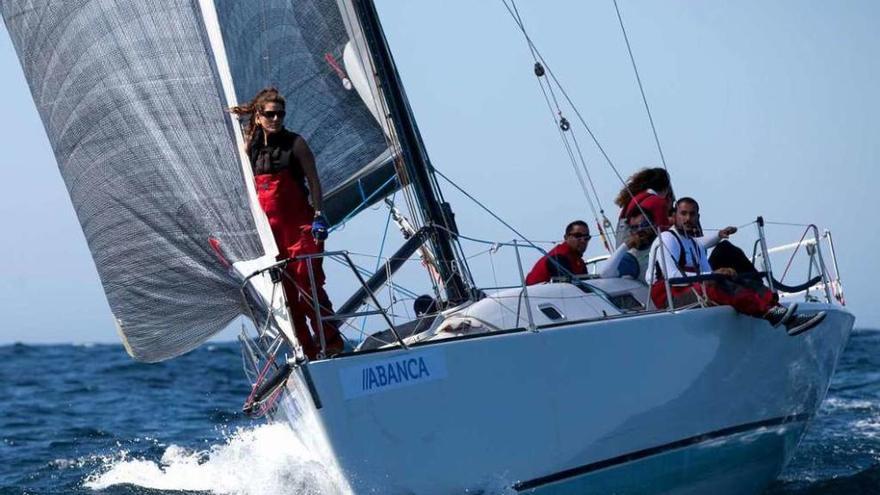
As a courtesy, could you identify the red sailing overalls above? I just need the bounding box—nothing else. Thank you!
[251,129,343,358]
[650,230,776,316]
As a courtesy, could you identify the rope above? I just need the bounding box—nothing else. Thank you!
[359,193,398,334]
[780,226,812,283]
[512,3,606,215]
[612,0,668,170]
[489,247,501,289]
[326,254,420,300]
[434,168,550,258]
[500,0,668,246]
[765,220,813,228]
[329,174,398,232]
[500,1,618,179]
[505,0,612,250]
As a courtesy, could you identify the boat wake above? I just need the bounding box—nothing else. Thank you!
[83,422,352,495]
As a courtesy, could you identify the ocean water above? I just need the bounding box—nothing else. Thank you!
[1,330,879,495]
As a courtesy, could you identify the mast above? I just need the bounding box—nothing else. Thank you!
[353,0,470,304]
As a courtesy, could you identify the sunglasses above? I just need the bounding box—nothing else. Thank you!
[261,110,286,120]
[568,232,591,240]
[628,221,653,232]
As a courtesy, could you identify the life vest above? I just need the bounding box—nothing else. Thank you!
[654,229,703,282]
[249,128,314,252]
[250,128,307,182]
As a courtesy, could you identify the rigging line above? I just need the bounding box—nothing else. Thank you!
[612,0,668,171]
[558,117,602,223]
[326,255,420,300]
[508,0,604,226]
[780,226,812,283]
[434,168,552,258]
[567,125,607,216]
[328,174,398,232]
[338,0,427,234]
[501,0,622,182]
[341,0,467,296]
[505,1,609,218]
[501,0,667,244]
[489,248,500,290]
[506,0,613,248]
[532,65,599,218]
[765,220,812,228]
[359,191,397,333]
[567,125,617,252]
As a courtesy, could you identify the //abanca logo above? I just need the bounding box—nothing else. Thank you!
[340,350,448,399]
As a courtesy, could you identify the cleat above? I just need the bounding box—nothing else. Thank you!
[786,311,827,336]
[764,302,798,328]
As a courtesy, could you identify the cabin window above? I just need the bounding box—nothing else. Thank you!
[538,304,565,321]
[609,294,645,312]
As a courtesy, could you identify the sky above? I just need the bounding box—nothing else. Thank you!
[0,0,877,345]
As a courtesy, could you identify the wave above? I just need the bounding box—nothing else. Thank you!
[821,397,877,412]
[83,422,352,495]
[769,463,880,494]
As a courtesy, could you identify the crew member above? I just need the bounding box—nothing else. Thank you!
[231,87,344,358]
[645,197,825,336]
[613,167,674,245]
[526,221,590,285]
[599,209,656,281]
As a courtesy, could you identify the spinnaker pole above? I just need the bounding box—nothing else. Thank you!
[353,0,470,304]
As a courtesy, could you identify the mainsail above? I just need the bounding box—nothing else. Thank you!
[1,0,401,361]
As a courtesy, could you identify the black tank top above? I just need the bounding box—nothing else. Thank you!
[248,128,307,189]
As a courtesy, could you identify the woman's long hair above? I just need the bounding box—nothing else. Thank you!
[613,167,671,209]
[229,87,286,152]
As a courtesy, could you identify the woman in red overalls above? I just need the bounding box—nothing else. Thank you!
[232,88,344,359]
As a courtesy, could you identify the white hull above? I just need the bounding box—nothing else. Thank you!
[283,303,853,494]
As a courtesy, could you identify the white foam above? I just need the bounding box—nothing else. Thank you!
[852,417,880,438]
[822,397,876,412]
[84,422,352,495]
[85,373,353,495]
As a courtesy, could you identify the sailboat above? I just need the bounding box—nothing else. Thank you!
[1,1,854,494]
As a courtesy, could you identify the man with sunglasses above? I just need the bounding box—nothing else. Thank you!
[526,220,591,285]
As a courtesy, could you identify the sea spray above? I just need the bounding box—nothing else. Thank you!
[83,422,346,494]
[273,369,354,494]
[84,371,353,494]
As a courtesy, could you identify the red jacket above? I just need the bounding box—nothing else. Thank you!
[624,190,671,230]
[525,243,587,285]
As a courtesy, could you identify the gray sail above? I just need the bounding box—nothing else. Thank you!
[2,0,406,362]
[1,0,269,362]
[215,0,399,225]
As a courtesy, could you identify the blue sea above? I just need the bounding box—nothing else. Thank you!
[2,330,879,495]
